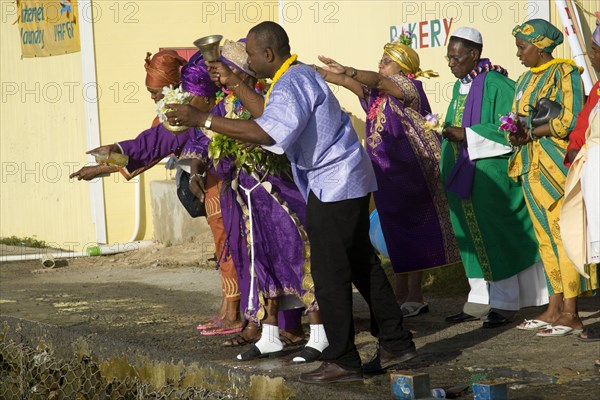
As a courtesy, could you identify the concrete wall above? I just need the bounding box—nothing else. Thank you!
[149,180,211,245]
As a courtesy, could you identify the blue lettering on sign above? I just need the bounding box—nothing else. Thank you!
[54,21,75,41]
[21,5,45,23]
[20,28,45,49]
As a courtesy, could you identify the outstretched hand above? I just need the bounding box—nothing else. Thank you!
[86,144,120,158]
[70,164,118,181]
[318,55,345,75]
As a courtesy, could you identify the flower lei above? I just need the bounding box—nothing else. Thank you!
[460,63,508,84]
[264,54,298,107]
[208,82,290,177]
[367,96,386,121]
[215,90,252,121]
[530,58,584,74]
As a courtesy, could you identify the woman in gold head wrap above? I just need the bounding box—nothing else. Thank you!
[313,34,460,318]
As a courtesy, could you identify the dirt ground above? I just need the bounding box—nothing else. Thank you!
[0,241,599,399]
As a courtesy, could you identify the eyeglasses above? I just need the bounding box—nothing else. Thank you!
[445,50,473,64]
[379,58,394,66]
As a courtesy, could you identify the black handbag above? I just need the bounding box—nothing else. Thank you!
[528,98,562,128]
[177,170,206,218]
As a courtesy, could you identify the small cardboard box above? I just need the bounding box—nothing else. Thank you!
[390,371,430,400]
[473,381,508,400]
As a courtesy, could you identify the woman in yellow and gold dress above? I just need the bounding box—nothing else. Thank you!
[508,19,597,337]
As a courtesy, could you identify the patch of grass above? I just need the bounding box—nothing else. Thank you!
[165,241,173,248]
[0,236,47,248]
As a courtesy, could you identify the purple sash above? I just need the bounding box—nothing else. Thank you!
[445,59,490,199]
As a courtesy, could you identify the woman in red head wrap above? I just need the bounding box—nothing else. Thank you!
[145,50,187,103]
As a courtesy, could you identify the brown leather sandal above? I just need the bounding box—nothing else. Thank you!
[222,324,261,347]
[280,329,307,348]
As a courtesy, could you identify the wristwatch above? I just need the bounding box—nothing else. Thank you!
[204,114,213,129]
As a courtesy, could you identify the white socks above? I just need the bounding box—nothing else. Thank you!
[253,324,283,354]
[292,324,329,362]
[306,324,329,352]
[236,323,328,361]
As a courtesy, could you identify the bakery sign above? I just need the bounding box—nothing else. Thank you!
[390,18,454,49]
[17,0,80,57]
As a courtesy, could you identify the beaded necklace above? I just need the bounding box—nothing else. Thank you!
[460,62,508,84]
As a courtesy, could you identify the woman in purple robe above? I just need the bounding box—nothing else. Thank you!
[70,50,247,335]
[73,45,316,352]
[178,40,327,362]
[315,35,461,317]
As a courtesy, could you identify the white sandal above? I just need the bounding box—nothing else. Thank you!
[400,302,429,317]
[536,325,583,337]
[516,319,551,331]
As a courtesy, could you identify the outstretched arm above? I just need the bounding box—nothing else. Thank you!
[314,56,363,98]
[70,164,119,181]
[166,104,273,145]
[318,55,407,102]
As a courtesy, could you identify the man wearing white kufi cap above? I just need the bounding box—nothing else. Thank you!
[440,27,548,328]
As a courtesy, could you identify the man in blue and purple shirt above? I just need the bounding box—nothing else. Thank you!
[167,21,416,383]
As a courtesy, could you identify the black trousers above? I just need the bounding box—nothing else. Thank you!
[306,191,414,370]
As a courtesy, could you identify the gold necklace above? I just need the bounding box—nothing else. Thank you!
[264,54,298,107]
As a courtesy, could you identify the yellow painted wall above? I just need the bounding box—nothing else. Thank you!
[91,0,277,244]
[0,0,95,251]
[285,0,599,120]
[2,0,599,249]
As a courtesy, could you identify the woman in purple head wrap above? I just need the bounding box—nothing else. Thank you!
[179,51,220,115]
[177,39,328,363]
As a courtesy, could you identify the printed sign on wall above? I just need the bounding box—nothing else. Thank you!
[17,0,80,57]
[390,18,453,49]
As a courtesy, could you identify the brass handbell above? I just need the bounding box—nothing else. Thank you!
[193,35,223,62]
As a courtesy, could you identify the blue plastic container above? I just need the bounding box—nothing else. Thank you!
[369,209,389,258]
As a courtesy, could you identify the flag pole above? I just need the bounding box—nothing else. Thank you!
[555,0,596,94]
